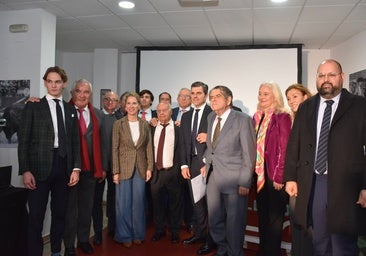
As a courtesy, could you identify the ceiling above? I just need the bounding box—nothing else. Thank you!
[1,0,366,53]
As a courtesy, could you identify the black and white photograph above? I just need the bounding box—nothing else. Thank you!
[0,79,30,146]
[349,69,366,98]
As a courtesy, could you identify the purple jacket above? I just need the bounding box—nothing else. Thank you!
[263,112,292,184]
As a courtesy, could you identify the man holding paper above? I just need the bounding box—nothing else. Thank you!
[180,81,215,255]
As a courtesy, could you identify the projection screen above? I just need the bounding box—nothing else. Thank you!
[136,45,302,115]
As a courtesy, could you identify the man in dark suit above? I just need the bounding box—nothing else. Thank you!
[202,85,256,256]
[284,59,366,255]
[172,88,192,127]
[63,79,104,256]
[92,91,121,245]
[150,102,183,244]
[180,81,215,255]
[18,66,81,256]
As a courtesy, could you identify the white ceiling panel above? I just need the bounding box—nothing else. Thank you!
[0,0,365,52]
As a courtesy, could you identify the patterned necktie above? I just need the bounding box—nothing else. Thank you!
[191,109,200,155]
[315,100,334,174]
[212,117,222,148]
[53,99,66,157]
[77,108,87,135]
[156,123,169,170]
[141,111,147,120]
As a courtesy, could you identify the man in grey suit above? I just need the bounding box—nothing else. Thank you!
[202,85,256,256]
[18,66,81,256]
[63,79,105,256]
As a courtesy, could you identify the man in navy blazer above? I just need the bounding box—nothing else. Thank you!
[284,59,366,255]
[202,85,256,256]
[18,66,81,256]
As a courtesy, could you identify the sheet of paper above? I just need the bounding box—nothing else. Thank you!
[190,173,207,203]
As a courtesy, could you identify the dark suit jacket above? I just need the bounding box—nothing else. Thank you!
[179,104,211,177]
[18,97,81,181]
[284,89,366,235]
[151,122,181,183]
[172,106,193,121]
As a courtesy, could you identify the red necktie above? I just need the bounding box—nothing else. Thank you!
[78,108,87,135]
[156,123,168,170]
[141,111,147,120]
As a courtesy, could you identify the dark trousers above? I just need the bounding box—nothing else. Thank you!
[63,171,96,247]
[92,178,105,234]
[183,179,194,228]
[256,176,288,256]
[27,152,68,256]
[289,196,313,256]
[106,171,116,232]
[151,168,183,235]
[311,175,359,256]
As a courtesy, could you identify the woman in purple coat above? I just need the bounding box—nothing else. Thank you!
[253,82,292,256]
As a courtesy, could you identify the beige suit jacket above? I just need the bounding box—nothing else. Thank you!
[112,116,153,180]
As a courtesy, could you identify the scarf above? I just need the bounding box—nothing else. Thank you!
[254,110,273,192]
[69,100,103,178]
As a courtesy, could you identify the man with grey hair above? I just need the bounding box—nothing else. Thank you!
[63,79,105,256]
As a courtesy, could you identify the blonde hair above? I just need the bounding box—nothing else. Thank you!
[257,82,287,113]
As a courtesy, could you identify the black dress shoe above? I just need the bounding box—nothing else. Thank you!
[64,247,76,256]
[182,235,204,245]
[171,233,180,244]
[197,242,216,255]
[151,231,166,242]
[77,242,94,254]
[93,232,102,245]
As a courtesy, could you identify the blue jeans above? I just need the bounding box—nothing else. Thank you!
[115,169,146,242]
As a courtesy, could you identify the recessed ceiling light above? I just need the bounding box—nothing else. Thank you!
[271,0,287,3]
[119,1,135,9]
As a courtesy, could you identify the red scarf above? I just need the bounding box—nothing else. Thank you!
[69,100,103,178]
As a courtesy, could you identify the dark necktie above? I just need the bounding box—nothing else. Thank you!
[77,108,87,135]
[212,117,222,149]
[156,123,169,170]
[53,99,66,157]
[191,109,200,155]
[141,111,147,120]
[315,100,334,174]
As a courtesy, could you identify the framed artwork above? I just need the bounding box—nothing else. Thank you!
[0,79,30,146]
[349,69,366,98]
[100,89,111,110]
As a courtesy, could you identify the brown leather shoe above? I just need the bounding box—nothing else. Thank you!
[122,242,132,248]
[133,239,142,245]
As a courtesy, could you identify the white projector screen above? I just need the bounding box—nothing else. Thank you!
[136,45,301,115]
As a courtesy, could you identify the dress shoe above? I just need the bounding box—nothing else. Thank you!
[151,231,166,242]
[197,242,216,255]
[182,235,204,245]
[170,233,180,244]
[122,242,132,248]
[133,239,142,245]
[93,232,102,245]
[77,242,94,254]
[64,247,76,256]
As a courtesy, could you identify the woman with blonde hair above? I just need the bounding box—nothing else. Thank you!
[254,82,292,256]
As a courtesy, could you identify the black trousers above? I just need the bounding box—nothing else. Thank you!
[92,178,105,234]
[151,168,183,235]
[256,175,288,256]
[27,152,68,256]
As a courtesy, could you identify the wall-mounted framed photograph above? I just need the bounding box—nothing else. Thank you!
[349,69,366,98]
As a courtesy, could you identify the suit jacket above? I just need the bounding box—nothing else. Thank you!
[112,117,153,180]
[179,104,211,176]
[261,112,292,184]
[204,109,256,193]
[172,106,193,121]
[284,89,366,235]
[101,112,123,171]
[18,97,81,181]
[151,122,181,184]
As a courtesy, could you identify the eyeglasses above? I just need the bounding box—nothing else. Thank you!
[316,73,341,80]
[104,97,118,102]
